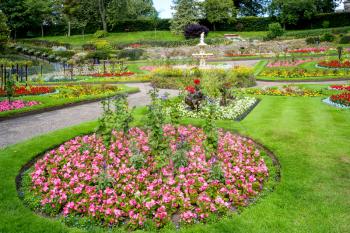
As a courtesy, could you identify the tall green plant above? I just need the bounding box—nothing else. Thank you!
[146,87,168,168]
[203,103,218,160]
[97,94,133,146]
[5,75,16,103]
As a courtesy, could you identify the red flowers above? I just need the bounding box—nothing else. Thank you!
[129,43,142,48]
[330,85,350,91]
[319,60,350,68]
[185,86,195,94]
[288,48,326,53]
[330,92,350,107]
[91,72,135,78]
[0,86,55,97]
[186,79,201,94]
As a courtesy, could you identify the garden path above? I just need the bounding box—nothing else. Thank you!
[0,83,179,148]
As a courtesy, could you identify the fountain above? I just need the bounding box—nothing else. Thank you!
[192,32,214,68]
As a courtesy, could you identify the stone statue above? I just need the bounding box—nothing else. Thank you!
[200,32,205,44]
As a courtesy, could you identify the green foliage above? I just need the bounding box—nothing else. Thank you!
[203,103,218,159]
[210,162,225,182]
[203,0,236,30]
[145,87,168,167]
[339,35,350,44]
[0,11,9,49]
[96,169,115,191]
[305,36,320,45]
[266,23,284,40]
[130,142,146,169]
[320,33,335,42]
[172,139,189,169]
[93,30,108,39]
[97,94,133,145]
[322,20,330,28]
[5,75,16,102]
[170,0,199,34]
[117,48,144,60]
[337,46,343,61]
[86,50,110,60]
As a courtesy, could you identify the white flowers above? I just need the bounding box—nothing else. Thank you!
[165,97,258,121]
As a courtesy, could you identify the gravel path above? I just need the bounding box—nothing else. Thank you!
[0,83,178,148]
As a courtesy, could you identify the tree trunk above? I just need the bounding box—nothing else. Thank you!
[98,0,107,31]
[68,21,71,37]
[213,23,216,31]
[41,24,44,38]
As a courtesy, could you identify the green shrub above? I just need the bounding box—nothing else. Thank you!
[117,48,144,60]
[265,23,284,40]
[320,33,335,42]
[339,35,350,44]
[82,43,97,51]
[306,36,320,45]
[86,50,110,60]
[93,30,108,39]
[322,20,330,28]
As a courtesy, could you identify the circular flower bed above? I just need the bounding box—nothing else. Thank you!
[29,125,269,229]
[0,100,40,112]
[318,60,350,69]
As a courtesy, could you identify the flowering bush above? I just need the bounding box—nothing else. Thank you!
[164,97,258,121]
[0,100,40,112]
[330,92,350,107]
[241,86,323,97]
[91,72,135,77]
[0,86,55,97]
[318,60,350,68]
[329,85,350,91]
[29,125,269,229]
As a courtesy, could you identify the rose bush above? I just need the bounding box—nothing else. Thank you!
[29,125,269,229]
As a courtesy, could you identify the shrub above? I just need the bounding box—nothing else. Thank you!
[93,30,108,39]
[86,50,110,60]
[306,36,320,45]
[322,20,330,28]
[320,33,335,42]
[266,23,284,40]
[82,43,97,51]
[339,35,350,44]
[184,24,209,40]
[117,48,144,60]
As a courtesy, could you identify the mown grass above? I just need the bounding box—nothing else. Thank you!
[30,31,268,47]
[0,85,139,118]
[0,93,349,232]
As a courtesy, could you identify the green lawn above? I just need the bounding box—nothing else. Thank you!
[0,85,139,119]
[30,31,267,47]
[0,93,349,232]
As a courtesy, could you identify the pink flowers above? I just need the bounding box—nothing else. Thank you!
[267,59,317,68]
[30,125,269,229]
[0,100,40,112]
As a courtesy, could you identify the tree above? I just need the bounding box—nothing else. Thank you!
[0,11,10,49]
[0,0,27,39]
[98,0,109,31]
[24,0,54,37]
[233,0,271,16]
[269,0,317,26]
[63,0,80,36]
[203,0,236,31]
[74,0,99,36]
[170,0,200,34]
[315,0,341,13]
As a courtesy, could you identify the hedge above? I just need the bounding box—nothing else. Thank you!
[12,12,350,38]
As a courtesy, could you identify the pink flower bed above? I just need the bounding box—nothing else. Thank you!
[0,100,40,112]
[31,125,269,229]
[288,47,327,53]
[140,66,157,72]
[267,59,315,68]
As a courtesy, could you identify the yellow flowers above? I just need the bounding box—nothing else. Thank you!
[52,85,120,99]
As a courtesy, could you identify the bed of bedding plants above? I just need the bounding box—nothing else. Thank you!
[239,85,325,97]
[150,66,256,90]
[19,92,276,231]
[323,85,350,108]
[0,84,139,118]
[161,79,259,121]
